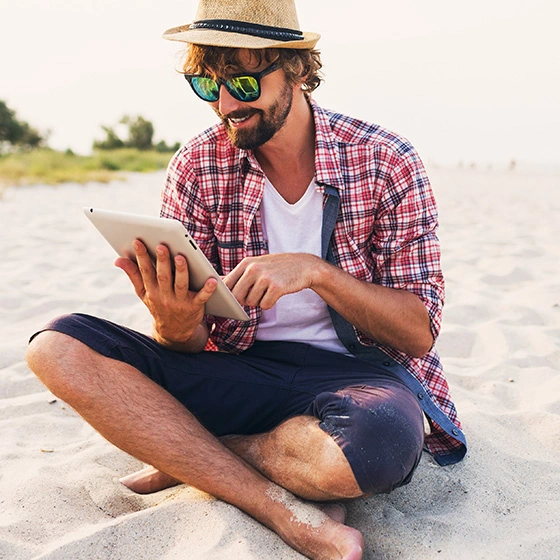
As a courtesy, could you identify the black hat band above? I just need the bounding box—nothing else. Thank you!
[191,19,304,42]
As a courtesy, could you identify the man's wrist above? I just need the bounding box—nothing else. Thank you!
[308,256,334,292]
[153,322,209,353]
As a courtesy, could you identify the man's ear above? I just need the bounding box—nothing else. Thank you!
[294,70,309,91]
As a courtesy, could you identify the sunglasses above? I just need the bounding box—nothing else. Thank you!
[184,62,280,103]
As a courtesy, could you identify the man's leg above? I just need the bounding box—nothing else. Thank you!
[26,331,363,560]
[121,351,424,502]
[121,414,363,501]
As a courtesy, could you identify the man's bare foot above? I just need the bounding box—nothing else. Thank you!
[266,487,363,560]
[280,509,363,559]
[120,465,180,494]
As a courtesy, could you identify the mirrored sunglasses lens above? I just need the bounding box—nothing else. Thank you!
[191,77,219,101]
[228,76,260,102]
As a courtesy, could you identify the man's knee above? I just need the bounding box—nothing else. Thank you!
[27,329,70,371]
[267,415,364,500]
[26,329,95,398]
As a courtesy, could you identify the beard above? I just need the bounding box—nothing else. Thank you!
[215,81,294,150]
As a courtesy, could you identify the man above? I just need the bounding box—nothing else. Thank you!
[26,0,466,558]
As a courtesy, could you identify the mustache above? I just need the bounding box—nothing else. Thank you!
[215,108,260,121]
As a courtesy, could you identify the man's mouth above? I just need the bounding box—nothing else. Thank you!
[229,115,251,124]
[223,110,258,128]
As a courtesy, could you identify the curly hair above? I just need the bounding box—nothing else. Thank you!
[182,45,323,93]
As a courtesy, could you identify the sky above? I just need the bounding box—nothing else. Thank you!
[1,0,559,169]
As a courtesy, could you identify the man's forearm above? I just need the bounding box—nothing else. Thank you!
[310,258,434,358]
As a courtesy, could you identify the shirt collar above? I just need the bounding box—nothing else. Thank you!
[309,99,346,193]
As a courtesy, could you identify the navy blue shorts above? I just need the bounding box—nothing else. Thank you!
[35,313,425,494]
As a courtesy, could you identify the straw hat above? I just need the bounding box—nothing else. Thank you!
[162,0,320,49]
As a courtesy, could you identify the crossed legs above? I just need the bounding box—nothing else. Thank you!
[120,415,363,500]
[26,331,364,560]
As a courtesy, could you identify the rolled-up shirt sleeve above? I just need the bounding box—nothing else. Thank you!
[369,149,445,341]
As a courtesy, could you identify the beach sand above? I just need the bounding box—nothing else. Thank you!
[1,167,559,559]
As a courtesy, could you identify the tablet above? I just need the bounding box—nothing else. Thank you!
[84,207,250,322]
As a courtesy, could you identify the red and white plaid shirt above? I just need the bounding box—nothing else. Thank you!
[161,100,465,464]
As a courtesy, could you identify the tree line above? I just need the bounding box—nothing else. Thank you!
[0,100,180,155]
[0,100,45,154]
[92,115,180,153]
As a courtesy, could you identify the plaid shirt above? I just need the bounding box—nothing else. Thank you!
[161,100,465,464]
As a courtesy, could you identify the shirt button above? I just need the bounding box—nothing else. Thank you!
[417,393,424,400]
[348,344,356,350]
[383,361,391,366]
[452,429,459,436]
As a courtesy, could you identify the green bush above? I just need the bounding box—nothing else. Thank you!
[0,148,172,187]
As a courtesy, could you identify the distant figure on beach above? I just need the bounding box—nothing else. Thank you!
[26,0,466,558]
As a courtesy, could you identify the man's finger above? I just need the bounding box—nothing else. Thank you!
[173,254,191,299]
[114,257,146,299]
[133,240,158,292]
[192,277,219,306]
[256,287,281,310]
[155,244,174,298]
[228,264,268,304]
[250,286,273,308]
[223,259,250,291]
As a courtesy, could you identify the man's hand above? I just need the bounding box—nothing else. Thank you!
[114,240,217,351]
[226,251,433,358]
[224,253,322,309]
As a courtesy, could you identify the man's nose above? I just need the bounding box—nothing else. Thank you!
[216,84,244,115]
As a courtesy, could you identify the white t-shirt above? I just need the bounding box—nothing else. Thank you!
[255,177,347,354]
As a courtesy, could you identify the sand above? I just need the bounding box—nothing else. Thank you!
[1,166,559,559]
